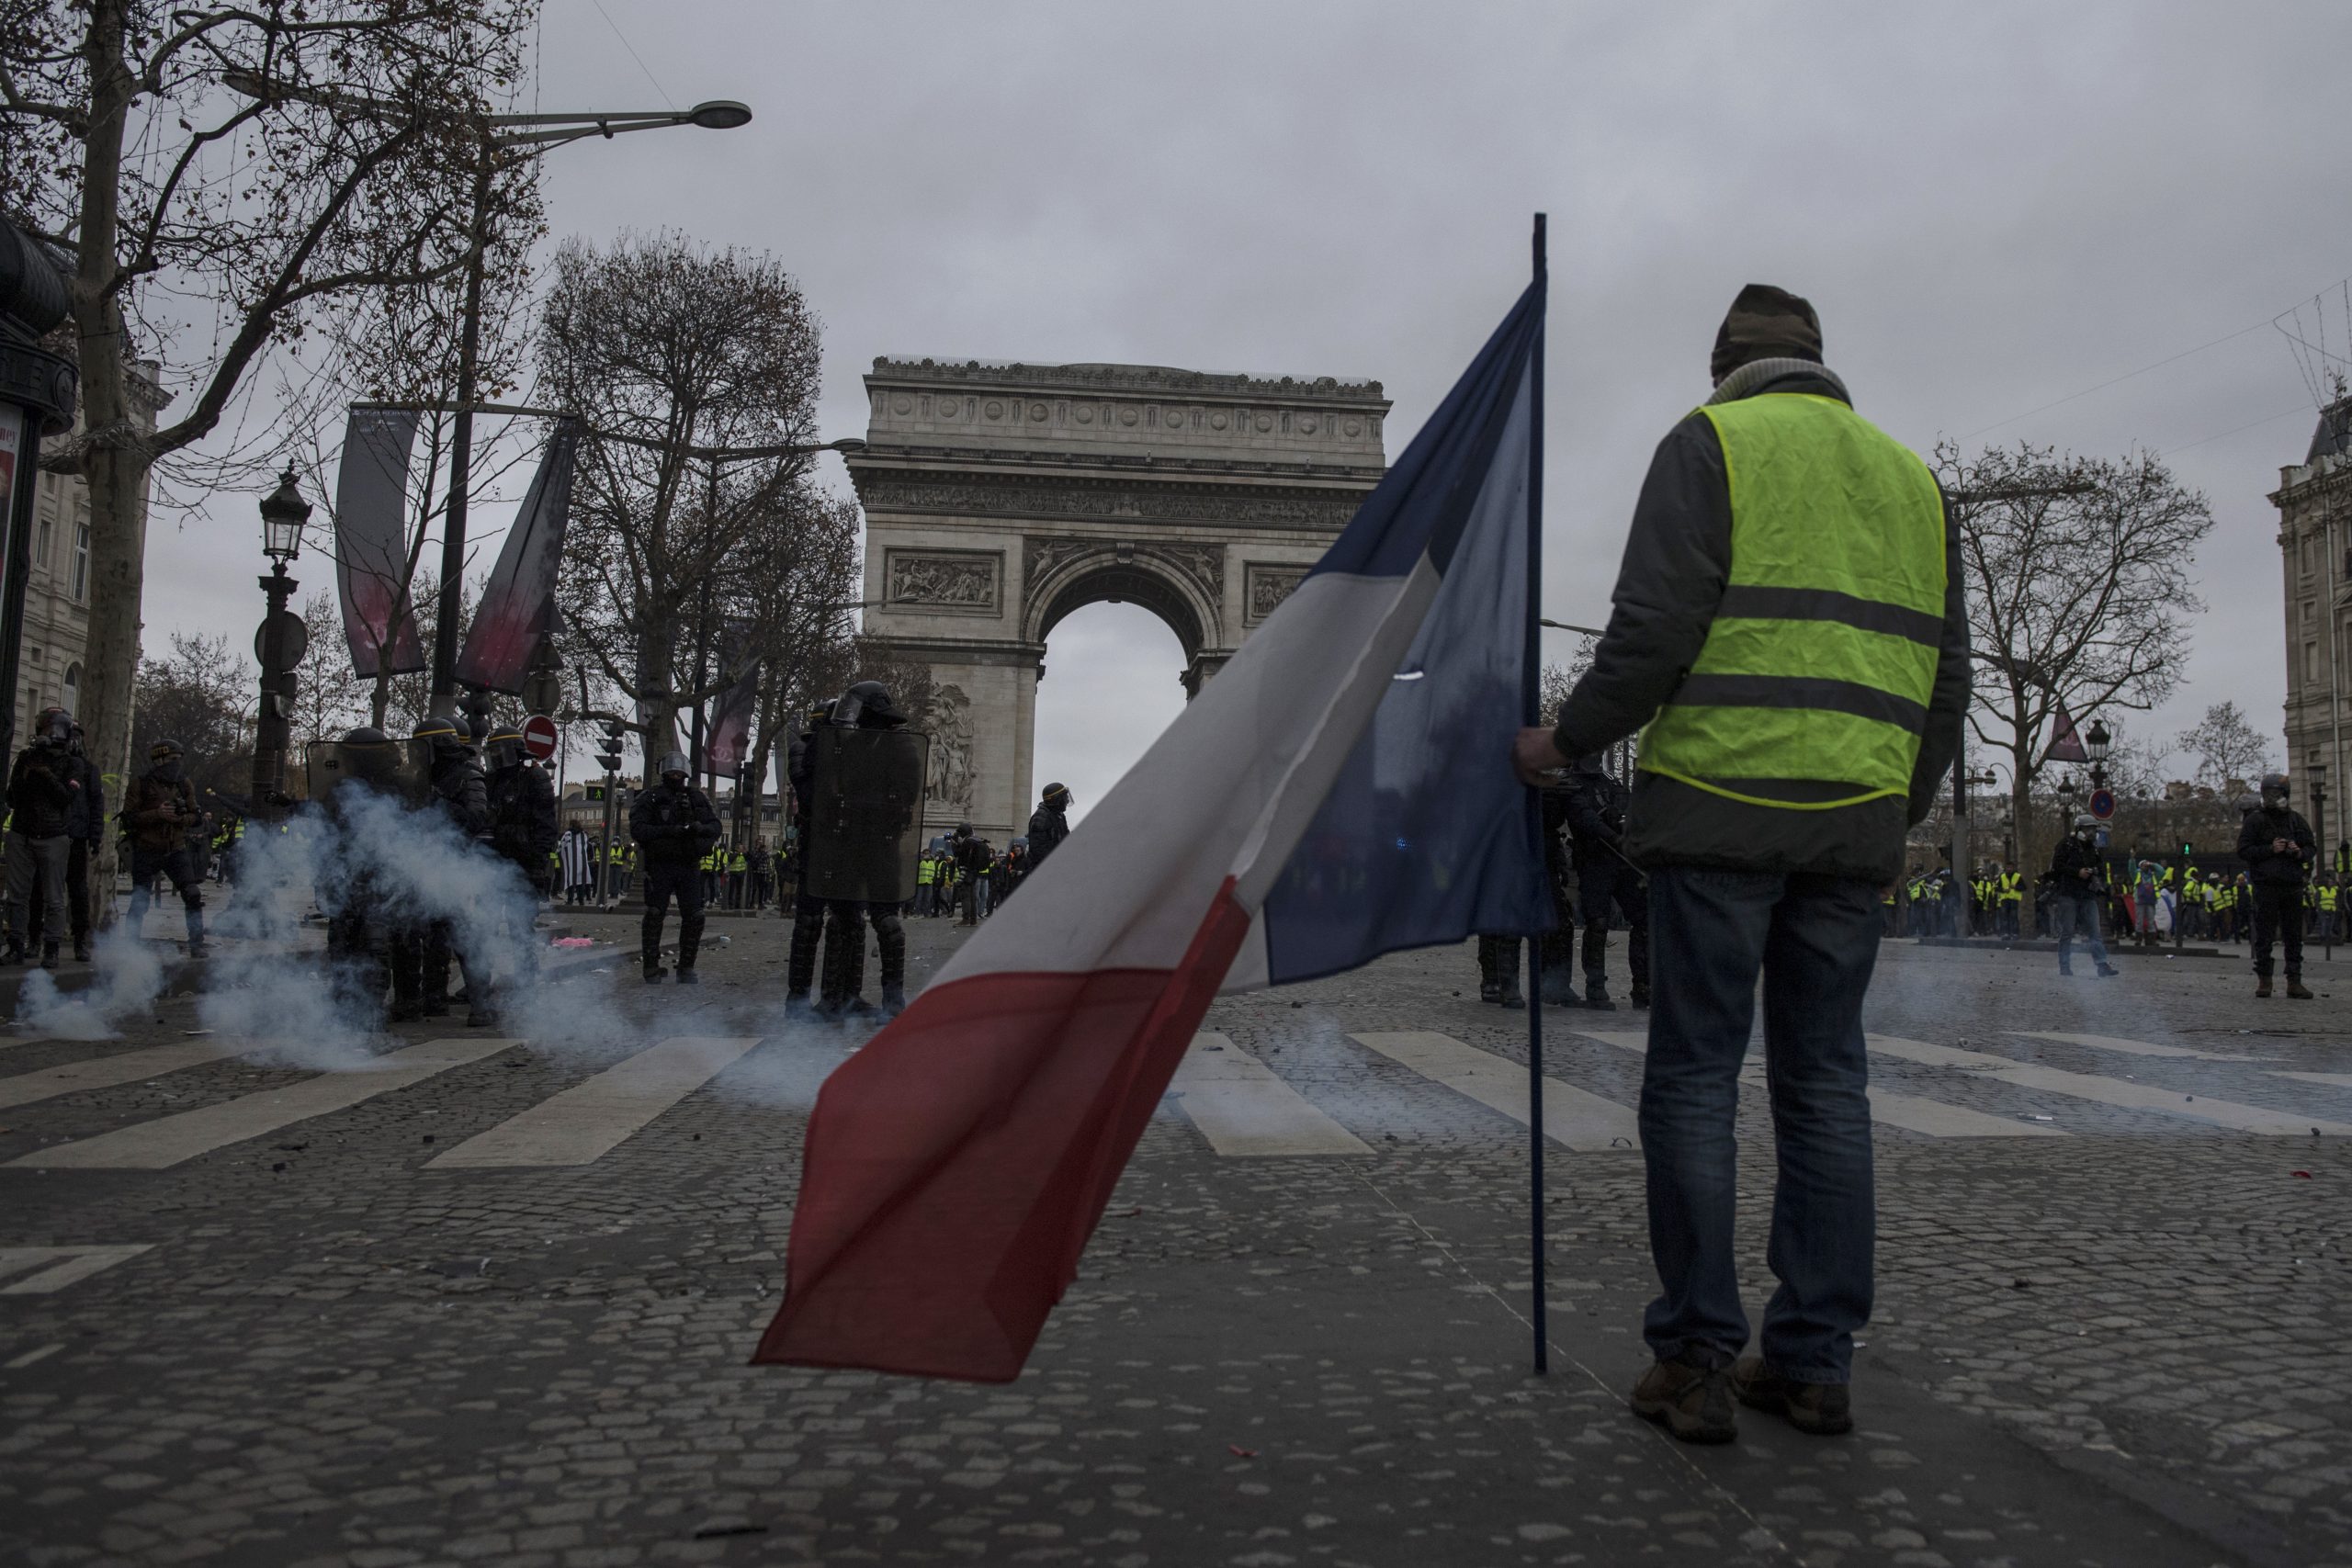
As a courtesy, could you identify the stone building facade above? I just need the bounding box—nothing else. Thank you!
[2270,397,2352,848]
[849,359,1389,841]
[12,359,164,747]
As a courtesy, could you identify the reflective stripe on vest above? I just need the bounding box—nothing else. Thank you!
[1638,393,1946,809]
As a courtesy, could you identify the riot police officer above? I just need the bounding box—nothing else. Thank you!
[794,681,920,1019]
[412,715,491,1021]
[631,750,721,984]
[125,735,211,962]
[1564,752,1649,1010]
[320,726,427,1021]
[784,701,835,1009]
[484,724,560,897]
[1027,783,1073,870]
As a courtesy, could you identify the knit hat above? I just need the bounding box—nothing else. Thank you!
[1710,284,1823,382]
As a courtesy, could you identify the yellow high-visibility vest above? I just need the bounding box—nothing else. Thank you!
[1638,392,1945,809]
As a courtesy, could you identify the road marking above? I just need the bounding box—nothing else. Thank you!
[2012,1032,2246,1062]
[1867,1035,2352,1136]
[1349,1031,1638,1152]
[1576,1030,2061,1139]
[2272,1071,2352,1090]
[1166,1034,1371,1156]
[0,1245,153,1295]
[4,1343,62,1368]
[8,1039,517,1169]
[426,1036,762,1168]
[0,1041,269,1111]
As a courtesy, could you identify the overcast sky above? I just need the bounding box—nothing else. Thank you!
[147,1,2352,814]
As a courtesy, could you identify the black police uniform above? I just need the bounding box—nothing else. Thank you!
[418,738,490,1014]
[1564,761,1650,1008]
[630,773,721,980]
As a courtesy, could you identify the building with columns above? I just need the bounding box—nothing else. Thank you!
[2271,395,2352,848]
[12,358,164,748]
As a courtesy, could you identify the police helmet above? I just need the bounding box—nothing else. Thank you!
[658,751,690,782]
[2261,772,2291,806]
[484,725,526,770]
[33,706,72,746]
[1042,782,1070,807]
[2073,812,2097,831]
[831,680,908,729]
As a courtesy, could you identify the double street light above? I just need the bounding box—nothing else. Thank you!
[223,71,754,716]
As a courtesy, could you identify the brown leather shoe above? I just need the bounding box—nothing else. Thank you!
[1732,1357,1854,1436]
[2287,977,2314,999]
[2256,976,2274,998]
[1631,1356,1736,1444]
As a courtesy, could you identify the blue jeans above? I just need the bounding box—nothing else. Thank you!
[1639,867,1879,1383]
[2051,894,2110,973]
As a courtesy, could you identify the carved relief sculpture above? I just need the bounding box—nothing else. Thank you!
[888,550,999,612]
[923,683,976,813]
[1246,564,1308,623]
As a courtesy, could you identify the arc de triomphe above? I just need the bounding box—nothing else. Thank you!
[847,358,1389,841]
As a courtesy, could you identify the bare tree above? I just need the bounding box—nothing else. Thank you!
[1938,440,2213,905]
[131,630,253,803]
[1,0,540,877]
[291,590,368,748]
[2176,700,2275,790]
[539,233,823,775]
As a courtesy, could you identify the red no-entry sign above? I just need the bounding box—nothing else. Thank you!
[522,713,560,762]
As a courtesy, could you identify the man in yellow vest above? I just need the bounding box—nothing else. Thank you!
[1996,863,2023,939]
[1513,285,1968,1444]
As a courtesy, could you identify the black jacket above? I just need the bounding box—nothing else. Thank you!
[2239,805,2316,886]
[1548,366,1971,884]
[62,750,103,841]
[487,762,560,867]
[629,781,721,867]
[6,747,75,839]
[2048,832,2108,895]
[428,752,490,838]
[1560,769,1630,874]
[1026,802,1070,866]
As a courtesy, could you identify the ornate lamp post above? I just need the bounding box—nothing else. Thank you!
[250,468,311,818]
[2085,717,2111,795]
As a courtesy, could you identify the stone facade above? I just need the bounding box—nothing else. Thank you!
[13,359,164,752]
[2270,398,2352,847]
[851,358,1388,840]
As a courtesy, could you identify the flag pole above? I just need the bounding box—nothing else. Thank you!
[1525,211,1549,1377]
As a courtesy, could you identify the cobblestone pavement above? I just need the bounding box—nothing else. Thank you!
[0,909,2345,1567]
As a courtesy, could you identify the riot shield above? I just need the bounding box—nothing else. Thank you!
[802,727,931,902]
[304,737,434,810]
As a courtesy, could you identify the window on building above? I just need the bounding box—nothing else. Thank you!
[62,662,78,714]
[71,522,88,602]
[34,514,50,571]
[2308,642,2323,684]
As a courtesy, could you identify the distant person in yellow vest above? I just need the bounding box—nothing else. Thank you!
[1514,284,1970,1444]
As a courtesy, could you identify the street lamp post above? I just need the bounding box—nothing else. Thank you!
[222,73,753,718]
[250,468,311,819]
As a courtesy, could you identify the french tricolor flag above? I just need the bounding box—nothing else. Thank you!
[757,276,1552,1382]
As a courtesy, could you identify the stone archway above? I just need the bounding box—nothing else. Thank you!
[850,359,1388,840]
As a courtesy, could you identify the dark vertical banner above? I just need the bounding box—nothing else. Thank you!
[334,406,426,677]
[456,417,579,695]
[706,663,760,774]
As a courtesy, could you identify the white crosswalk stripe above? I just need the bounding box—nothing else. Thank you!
[0,1040,271,1111]
[427,1037,761,1168]
[0,1245,153,1295]
[2012,1031,2249,1063]
[1167,1034,1371,1156]
[2271,1071,2352,1091]
[1867,1035,2352,1136]
[1349,1031,1639,1152]
[9,1038,517,1169]
[1573,1029,2063,1138]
